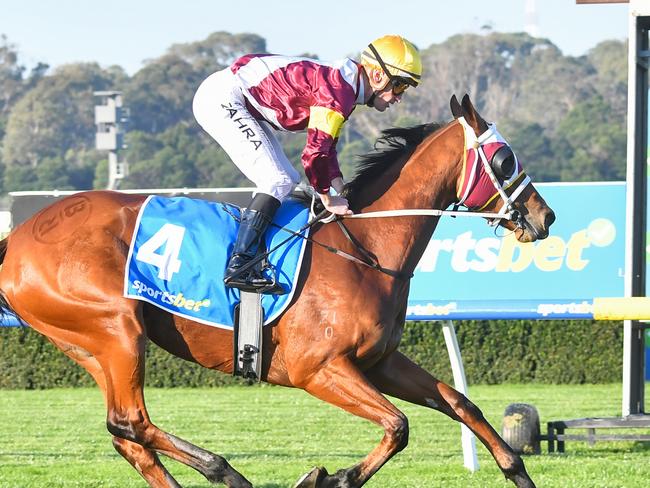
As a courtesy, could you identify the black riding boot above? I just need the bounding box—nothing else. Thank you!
[224,193,281,293]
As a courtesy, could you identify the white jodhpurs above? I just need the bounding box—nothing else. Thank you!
[192,69,301,202]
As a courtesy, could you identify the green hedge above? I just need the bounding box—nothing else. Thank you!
[0,320,623,389]
[400,320,623,385]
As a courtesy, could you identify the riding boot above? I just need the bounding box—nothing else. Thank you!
[224,193,281,293]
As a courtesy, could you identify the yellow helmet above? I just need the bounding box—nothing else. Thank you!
[361,35,422,86]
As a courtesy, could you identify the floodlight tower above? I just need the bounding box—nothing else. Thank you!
[94,91,129,190]
[524,0,540,38]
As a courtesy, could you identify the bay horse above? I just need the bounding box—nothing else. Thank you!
[0,95,554,488]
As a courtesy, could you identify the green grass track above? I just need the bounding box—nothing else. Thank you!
[0,384,649,487]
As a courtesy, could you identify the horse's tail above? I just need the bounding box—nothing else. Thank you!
[0,237,7,265]
[0,237,23,326]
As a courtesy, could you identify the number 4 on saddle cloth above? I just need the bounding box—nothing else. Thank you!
[124,195,310,330]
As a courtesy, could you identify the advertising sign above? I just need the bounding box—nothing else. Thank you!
[406,182,626,320]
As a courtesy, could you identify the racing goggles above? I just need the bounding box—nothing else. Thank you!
[389,76,418,95]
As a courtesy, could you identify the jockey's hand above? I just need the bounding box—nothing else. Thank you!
[319,192,353,216]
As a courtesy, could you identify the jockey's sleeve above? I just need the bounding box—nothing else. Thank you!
[302,106,346,193]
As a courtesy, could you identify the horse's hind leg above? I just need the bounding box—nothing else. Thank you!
[293,355,409,488]
[94,313,252,488]
[46,336,181,488]
[366,351,535,488]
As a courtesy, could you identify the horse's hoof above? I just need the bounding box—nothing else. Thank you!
[293,466,329,488]
[508,472,536,488]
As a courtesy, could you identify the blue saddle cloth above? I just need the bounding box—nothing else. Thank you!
[124,195,310,329]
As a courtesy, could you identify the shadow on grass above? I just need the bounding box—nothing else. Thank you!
[543,441,650,458]
[221,451,363,461]
[631,441,650,452]
[185,484,285,488]
[0,451,115,460]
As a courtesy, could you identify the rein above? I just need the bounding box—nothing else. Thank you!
[338,118,530,228]
[222,206,329,281]
[234,119,533,282]
[223,202,408,281]
[334,220,412,279]
[303,119,534,278]
[263,216,413,280]
[343,169,528,226]
[343,207,511,220]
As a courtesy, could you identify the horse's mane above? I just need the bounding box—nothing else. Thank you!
[345,122,445,198]
[291,122,446,209]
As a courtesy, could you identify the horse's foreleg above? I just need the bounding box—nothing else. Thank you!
[293,355,408,488]
[45,335,181,488]
[365,351,535,488]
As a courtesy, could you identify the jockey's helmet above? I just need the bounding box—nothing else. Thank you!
[361,35,422,90]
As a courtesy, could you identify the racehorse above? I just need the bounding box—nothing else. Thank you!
[0,95,554,488]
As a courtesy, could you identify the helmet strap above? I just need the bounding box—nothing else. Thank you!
[362,62,384,108]
[368,43,395,83]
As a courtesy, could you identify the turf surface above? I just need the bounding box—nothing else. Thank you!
[0,383,649,487]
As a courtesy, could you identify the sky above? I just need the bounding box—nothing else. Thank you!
[0,0,631,75]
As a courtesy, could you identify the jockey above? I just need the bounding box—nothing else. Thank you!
[193,34,422,293]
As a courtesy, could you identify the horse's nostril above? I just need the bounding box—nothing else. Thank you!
[544,210,556,229]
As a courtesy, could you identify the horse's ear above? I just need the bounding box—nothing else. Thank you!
[460,94,489,135]
[450,95,463,119]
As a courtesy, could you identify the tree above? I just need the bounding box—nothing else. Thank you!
[0,30,631,196]
[3,164,36,191]
[166,31,266,78]
[34,156,74,190]
[125,55,203,133]
[556,96,626,181]
[4,148,100,191]
[0,35,26,135]
[2,63,118,167]
[0,34,27,190]
[348,32,600,147]
[339,139,373,179]
[121,124,204,189]
[124,130,164,163]
[194,144,249,188]
[586,40,627,119]
[497,120,561,181]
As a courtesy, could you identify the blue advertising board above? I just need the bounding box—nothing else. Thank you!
[406,182,626,320]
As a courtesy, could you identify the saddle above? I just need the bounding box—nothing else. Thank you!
[124,195,312,379]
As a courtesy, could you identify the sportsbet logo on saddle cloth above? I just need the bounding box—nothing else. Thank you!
[124,196,310,329]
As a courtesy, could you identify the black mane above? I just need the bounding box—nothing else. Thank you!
[345,123,444,197]
[290,122,446,211]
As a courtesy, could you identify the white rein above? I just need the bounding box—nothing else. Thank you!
[310,124,531,226]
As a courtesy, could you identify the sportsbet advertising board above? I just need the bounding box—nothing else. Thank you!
[406,182,626,320]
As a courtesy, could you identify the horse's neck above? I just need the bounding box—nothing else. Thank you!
[354,122,463,275]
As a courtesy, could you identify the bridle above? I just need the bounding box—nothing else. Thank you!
[338,117,531,230]
[454,116,531,229]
